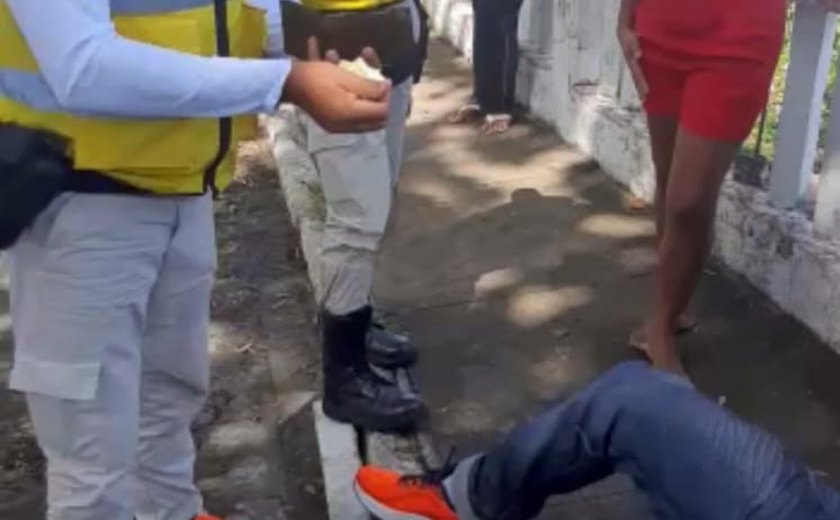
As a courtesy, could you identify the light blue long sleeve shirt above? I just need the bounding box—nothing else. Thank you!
[5,0,290,119]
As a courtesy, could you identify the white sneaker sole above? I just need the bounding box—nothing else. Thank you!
[353,481,433,520]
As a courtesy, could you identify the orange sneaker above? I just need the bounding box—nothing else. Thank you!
[194,514,222,520]
[354,465,458,520]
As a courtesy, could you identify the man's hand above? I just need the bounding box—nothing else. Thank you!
[281,38,391,133]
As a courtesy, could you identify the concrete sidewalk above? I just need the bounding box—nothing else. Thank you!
[376,40,840,517]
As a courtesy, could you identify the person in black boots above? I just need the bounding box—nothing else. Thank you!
[302,20,426,430]
[321,307,423,431]
[267,0,430,432]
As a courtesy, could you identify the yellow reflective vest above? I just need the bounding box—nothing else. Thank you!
[0,0,266,195]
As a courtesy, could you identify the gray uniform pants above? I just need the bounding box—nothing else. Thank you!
[269,0,419,315]
[303,77,411,314]
[8,193,215,520]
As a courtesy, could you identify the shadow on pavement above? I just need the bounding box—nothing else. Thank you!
[374,40,840,517]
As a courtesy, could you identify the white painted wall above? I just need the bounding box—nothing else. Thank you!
[424,0,840,352]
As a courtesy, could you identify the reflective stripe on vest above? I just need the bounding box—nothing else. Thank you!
[0,69,61,112]
[0,0,265,195]
[110,0,213,15]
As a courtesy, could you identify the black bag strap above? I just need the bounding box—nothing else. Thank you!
[204,0,233,197]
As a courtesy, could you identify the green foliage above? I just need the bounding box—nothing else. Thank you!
[743,9,840,161]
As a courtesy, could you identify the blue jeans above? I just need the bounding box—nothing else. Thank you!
[444,362,840,520]
[471,0,525,114]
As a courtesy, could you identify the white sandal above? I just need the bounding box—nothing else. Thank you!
[480,113,513,134]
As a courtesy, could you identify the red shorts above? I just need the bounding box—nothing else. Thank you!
[635,0,786,142]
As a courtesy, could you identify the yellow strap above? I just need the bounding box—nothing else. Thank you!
[301,0,400,12]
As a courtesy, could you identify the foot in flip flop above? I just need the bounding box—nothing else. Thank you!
[629,314,697,355]
[479,113,513,134]
[645,331,686,375]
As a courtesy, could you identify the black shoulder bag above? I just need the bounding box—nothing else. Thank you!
[0,124,71,250]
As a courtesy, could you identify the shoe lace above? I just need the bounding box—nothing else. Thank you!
[398,447,457,488]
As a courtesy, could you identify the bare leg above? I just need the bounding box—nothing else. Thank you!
[630,116,680,352]
[646,129,739,372]
[648,116,679,244]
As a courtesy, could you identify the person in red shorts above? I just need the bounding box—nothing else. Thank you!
[618,0,805,373]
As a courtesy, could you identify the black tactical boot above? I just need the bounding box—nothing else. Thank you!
[367,319,419,369]
[321,306,424,432]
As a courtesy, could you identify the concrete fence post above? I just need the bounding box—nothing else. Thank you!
[815,49,840,239]
[770,2,836,209]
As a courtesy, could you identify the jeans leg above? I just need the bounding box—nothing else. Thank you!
[448,365,633,520]
[499,0,526,114]
[470,0,479,104]
[473,0,523,114]
[472,0,505,113]
[446,361,839,520]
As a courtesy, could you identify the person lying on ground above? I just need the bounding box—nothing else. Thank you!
[354,361,840,520]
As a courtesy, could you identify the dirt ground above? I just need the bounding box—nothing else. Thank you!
[0,255,44,517]
[0,142,328,520]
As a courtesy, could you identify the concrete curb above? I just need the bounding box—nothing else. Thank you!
[313,368,442,520]
[312,401,370,520]
[365,368,440,474]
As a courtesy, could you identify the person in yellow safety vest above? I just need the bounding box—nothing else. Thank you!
[284,0,427,432]
[1,0,392,518]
